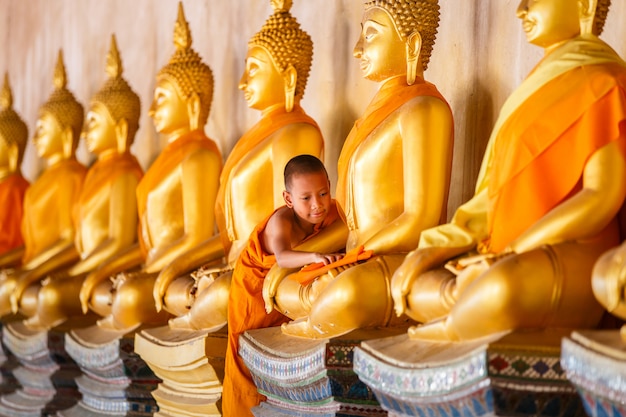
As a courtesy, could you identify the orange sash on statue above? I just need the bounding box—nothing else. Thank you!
[488,63,626,252]
[336,76,448,220]
[79,152,143,208]
[136,130,221,255]
[0,173,29,254]
[214,104,321,251]
[222,200,339,417]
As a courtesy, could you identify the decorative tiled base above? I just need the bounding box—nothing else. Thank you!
[0,321,81,416]
[60,325,159,416]
[561,330,626,417]
[241,326,409,417]
[354,329,585,417]
[134,326,227,417]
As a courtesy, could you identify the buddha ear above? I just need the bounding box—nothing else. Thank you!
[187,92,201,130]
[7,143,18,173]
[283,65,297,113]
[283,190,294,208]
[579,0,597,35]
[61,126,74,159]
[115,118,129,153]
[406,31,422,86]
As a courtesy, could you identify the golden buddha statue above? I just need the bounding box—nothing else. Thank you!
[79,3,222,332]
[264,0,454,339]
[8,35,145,330]
[0,50,87,318]
[0,73,29,264]
[151,0,326,331]
[391,0,626,341]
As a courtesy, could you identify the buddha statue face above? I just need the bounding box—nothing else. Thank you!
[354,7,408,83]
[149,78,191,136]
[517,0,581,47]
[239,45,286,111]
[34,111,65,160]
[83,103,117,155]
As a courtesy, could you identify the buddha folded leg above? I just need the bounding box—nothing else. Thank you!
[280,254,408,339]
[409,236,613,341]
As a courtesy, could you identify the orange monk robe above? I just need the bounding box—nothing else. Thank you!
[215,104,321,253]
[74,151,143,253]
[488,63,626,253]
[0,173,29,254]
[135,130,221,256]
[336,76,451,230]
[222,201,340,417]
[21,159,86,264]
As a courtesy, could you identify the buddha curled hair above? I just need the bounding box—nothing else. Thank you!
[249,0,313,99]
[41,50,84,148]
[157,2,214,127]
[364,0,440,70]
[0,74,27,165]
[92,35,141,143]
[594,0,611,36]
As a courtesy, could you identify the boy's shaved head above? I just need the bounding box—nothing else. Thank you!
[284,154,328,191]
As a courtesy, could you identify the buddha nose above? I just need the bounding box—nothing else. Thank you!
[353,37,363,58]
[238,72,247,90]
[516,0,529,17]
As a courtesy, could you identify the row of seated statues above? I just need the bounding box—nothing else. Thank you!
[0,0,626,372]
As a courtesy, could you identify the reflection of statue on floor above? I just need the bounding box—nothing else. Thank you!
[392,0,626,341]
[0,74,29,262]
[10,36,145,330]
[264,0,454,339]
[78,3,223,333]
[0,51,87,319]
[151,0,325,332]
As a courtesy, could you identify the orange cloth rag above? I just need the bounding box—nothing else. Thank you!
[0,173,29,255]
[290,245,373,286]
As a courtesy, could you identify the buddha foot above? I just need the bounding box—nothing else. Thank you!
[407,318,456,341]
[167,314,225,333]
[281,318,330,340]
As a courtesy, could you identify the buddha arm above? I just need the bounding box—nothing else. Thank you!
[68,173,140,276]
[153,234,225,311]
[0,246,24,268]
[510,140,626,253]
[79,243,143,312]
[144,149,221,273]
[271,123,324,208]
[363,96,454,254]
[263,219,349,313]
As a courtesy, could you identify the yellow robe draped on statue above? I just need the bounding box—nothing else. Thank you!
[222,201,340,417]
[419,35,626,253]
[21,159,86,264]
[0,173,29,254]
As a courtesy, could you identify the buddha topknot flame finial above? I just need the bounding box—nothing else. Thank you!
[53,50,68,90]
[174,2,192,51]
[270,0,293,12]
[106,34,123,79]
[0,73,28,162]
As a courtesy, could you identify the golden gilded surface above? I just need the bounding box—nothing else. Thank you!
[78,3,222,332]
[266,0,454,339]
[151,0,324,331]
[392,0,626,341]
[0,73,28,179]
[0,51,87,320]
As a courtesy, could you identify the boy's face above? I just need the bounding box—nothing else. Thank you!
[283,171,331,226]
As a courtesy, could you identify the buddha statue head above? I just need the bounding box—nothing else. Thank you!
[85,35,141,155]
[0,73,28,176]
[150,2,213,135]
[241,0,313,112]
[35,50,84,162]
[516,0,610,48]
[356,0,440,85]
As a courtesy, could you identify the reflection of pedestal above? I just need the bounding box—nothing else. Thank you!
[354,329,585,417]
[0,321,81,416]
[134,326,227,417]
[60,325,160,416]
[241,326,409,417]
[561,330,626,417]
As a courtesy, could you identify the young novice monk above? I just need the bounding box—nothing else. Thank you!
[222,154,344,416]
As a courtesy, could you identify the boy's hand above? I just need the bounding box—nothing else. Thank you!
[311,253,344,266]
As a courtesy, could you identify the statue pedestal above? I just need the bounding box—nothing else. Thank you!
[353,329,585,417]
[0,320,81,417]
[241,326,409,417]
[134,326,227,417]
[59,325,159,416]
[561,330,626,417]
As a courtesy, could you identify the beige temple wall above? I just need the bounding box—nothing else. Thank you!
[0,0,625,219]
